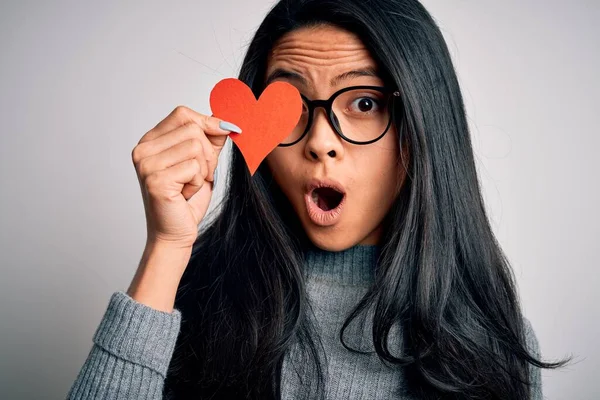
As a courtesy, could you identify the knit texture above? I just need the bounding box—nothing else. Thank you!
[280,245,408,399]
[67,244,543,399]
[67,290,181,399]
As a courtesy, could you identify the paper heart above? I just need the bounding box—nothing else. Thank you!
[209,78,303,175]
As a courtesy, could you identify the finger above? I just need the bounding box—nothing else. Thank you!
[134,122,215,163]
[194,129,218,182]
[140,106,241,144]
[187,177,214,215]
[147,159,205,202]
[138,138,208,183]
[135,123,218,182]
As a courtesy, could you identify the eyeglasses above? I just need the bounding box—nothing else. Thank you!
[278,85,400,147]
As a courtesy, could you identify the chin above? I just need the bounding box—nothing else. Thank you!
[303,225,359,252]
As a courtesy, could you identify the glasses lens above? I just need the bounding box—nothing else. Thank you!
[278,88,393,146]
[332,88,392,143]
[280,99,310,145]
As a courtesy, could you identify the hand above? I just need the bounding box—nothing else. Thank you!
[132,105,241,250]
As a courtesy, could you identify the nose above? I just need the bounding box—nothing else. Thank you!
[304,107,344,161]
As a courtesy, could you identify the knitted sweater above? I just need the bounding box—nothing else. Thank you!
[67,245,542,399]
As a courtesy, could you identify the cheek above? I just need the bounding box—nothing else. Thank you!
[363,132,399,174]
[356,134,402,203]
[266,150,298,195]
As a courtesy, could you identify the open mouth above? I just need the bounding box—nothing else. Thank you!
[310,186,345,211]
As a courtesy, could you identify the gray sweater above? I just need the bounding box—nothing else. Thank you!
[67,245,542,399]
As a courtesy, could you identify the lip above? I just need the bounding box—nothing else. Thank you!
[303,178,347,227]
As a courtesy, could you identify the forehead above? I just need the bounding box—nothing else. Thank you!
[265,24,381,88]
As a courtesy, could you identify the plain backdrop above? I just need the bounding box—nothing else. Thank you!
[0,1,597,399]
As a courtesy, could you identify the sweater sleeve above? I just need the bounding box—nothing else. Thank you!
[523,317,543,400]
[66,291,182,399]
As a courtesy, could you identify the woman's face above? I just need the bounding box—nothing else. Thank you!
[265,24,407,252]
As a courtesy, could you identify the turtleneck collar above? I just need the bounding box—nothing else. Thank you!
[304,243,380,286]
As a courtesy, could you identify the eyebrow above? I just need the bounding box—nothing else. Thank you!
[265,67,380,87]
[330,68,379,87]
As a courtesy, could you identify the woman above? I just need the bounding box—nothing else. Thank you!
[67,0,571,399]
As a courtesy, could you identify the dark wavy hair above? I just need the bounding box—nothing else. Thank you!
[164,0,572,398]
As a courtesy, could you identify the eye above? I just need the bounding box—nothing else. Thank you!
[349,97,380,113]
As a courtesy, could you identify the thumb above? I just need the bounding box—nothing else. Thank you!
[187,180,215,225]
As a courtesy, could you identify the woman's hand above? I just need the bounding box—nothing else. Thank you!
[127,105,240,312]
[132,105,240,250]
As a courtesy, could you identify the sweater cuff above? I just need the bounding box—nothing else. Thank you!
[92,291,182,377]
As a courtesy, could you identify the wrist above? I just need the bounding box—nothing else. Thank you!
[126,241,193,313]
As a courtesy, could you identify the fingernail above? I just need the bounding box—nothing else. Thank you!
[219,121,242,134]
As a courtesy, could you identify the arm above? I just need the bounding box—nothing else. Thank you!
[66,291,181,399]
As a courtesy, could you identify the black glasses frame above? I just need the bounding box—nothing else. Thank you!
[278,85,401,147]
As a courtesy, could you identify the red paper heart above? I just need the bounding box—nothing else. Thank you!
[209,78,303,175]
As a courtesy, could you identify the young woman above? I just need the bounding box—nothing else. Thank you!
[68,0,572,399]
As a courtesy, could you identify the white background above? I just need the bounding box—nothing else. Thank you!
[0,1,597,398]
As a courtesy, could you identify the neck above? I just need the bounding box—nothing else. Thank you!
[304,243,380,285]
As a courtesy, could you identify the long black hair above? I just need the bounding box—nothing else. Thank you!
[164,0,572,398]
